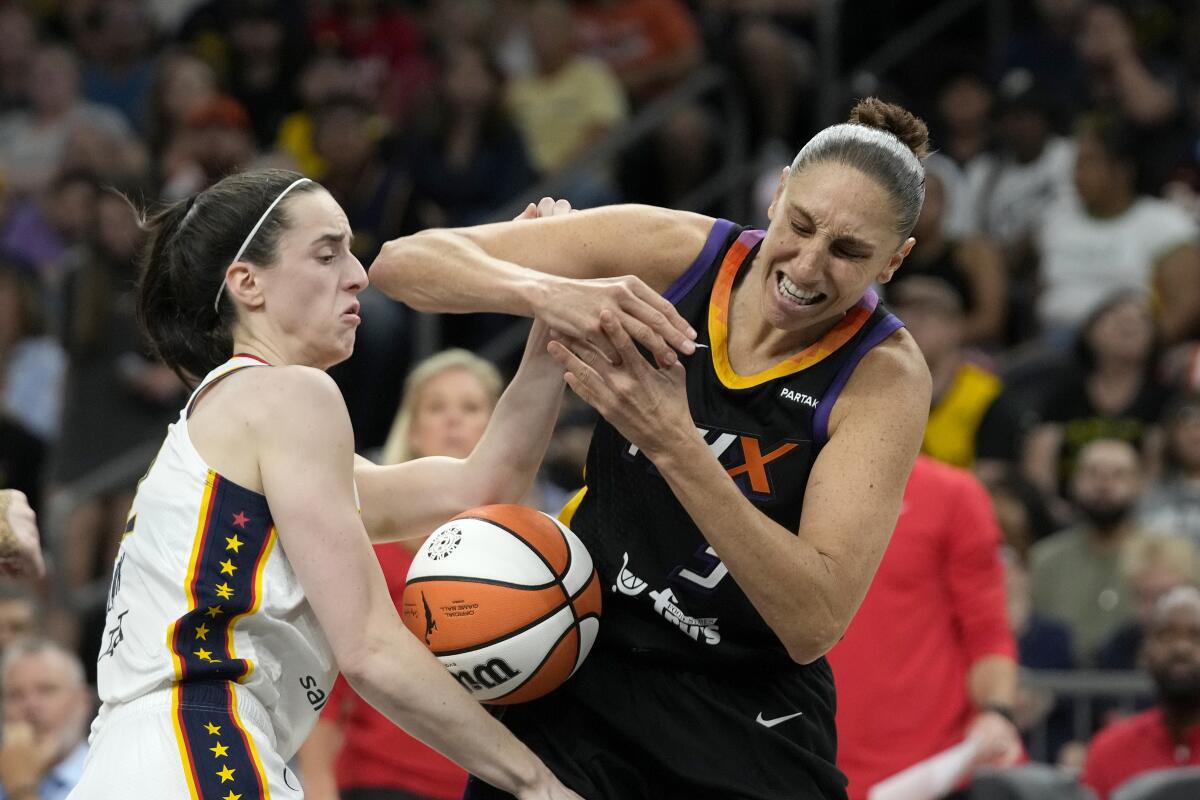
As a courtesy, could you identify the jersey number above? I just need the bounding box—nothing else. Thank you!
[674,546,729,591]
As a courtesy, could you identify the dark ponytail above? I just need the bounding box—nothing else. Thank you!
[135,169,322,385]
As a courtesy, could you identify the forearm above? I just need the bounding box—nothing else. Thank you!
[1112,55,1177,124]
[346,620,543,795]
[372,231,548,316]
[650,435,848,662]
[294,719,343,800]
[968,654,1019,710]
[465,330,565,504]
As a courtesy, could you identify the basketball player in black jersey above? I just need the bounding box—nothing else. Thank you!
[372,98,933,799]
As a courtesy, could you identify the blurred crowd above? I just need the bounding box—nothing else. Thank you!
[4,0,1200,797]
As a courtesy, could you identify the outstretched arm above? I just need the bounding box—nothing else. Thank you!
[355,320,565,543]
[369,203,710,367]
[257,368,577,799]
[550,313,930,663]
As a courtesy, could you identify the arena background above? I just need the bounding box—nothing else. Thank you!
[2,0,1200,797]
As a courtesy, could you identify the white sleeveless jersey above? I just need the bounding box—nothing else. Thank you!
[95,356,338,760]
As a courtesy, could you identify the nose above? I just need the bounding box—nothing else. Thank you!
[347,254,368,293]
[787,240,827,285]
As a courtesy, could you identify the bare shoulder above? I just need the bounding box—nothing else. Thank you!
[237,366,349,437]
[828,328,931,436]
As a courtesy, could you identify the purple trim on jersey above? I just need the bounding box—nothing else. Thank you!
[813,310,905,446]
[663,218,739,305]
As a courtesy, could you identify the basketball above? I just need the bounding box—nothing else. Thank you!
[402,504,602,704]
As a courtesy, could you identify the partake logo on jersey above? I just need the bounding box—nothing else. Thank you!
[779,387,819,407]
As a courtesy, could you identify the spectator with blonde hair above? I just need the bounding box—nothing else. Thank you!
[300,347,506,800]
[1097,533,1200,670]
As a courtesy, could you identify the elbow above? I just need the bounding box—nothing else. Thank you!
[372,237,430,307]
[781,619,847,666]
[336,634,390,695]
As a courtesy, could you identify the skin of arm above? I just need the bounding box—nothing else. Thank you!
[1154,244,1200,343]
[254,367,568,798]
[369,204,710,367]
[550,313,931,663]
[293,716,343,800]
[354,321,565,543]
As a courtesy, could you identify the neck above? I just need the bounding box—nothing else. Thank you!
[1089,521,1133,548]
[1086,190,1135,218]
[230,332,292,370]
[1091,358,1141,381]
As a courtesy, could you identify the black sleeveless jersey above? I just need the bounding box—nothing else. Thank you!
[562,219,904,672]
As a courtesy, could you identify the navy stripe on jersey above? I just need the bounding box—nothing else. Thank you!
[169,472,275,683]
[173,681,269,799]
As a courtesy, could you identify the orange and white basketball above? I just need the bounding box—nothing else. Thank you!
[402,504,602,704]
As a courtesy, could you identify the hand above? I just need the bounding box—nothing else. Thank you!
[548,311,693,461]
[1078,5,1136,65]
[967,710,1023,768]
[516,196,575,220]
[0,491,46,579]
[0,720,60,793]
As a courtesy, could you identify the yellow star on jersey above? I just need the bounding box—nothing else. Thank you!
[214,582,234,600]
[194,623,210,641]
[216,764,236,783]
[219,559,237,576]
[194,648,220,663]
[203,722,221,736]
[209,741,229,758]
[225,534,243,553]
[206,605,223,618]
[222,792,242,800]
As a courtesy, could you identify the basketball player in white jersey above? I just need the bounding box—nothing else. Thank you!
[67,173,672,799]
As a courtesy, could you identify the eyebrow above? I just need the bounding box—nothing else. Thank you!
[311,231,354,248]
[789,204,874,253]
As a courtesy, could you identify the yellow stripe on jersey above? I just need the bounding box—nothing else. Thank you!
[225,525,278,683]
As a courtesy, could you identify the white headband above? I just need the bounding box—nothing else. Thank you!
[213,177,312,313]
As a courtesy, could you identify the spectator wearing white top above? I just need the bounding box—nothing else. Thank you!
[1035,114,1200,344]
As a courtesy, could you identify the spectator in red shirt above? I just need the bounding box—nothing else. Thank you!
[296,348,504,800]
[828,455,1023,800]
[1081,585,1200,799]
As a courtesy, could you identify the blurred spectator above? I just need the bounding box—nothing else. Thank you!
[1035,116,1200,343]
[0,259,66,513]
[0,170,98,288]
[1075,3,1189,193]
[0,639,91,800]
[309,0,434,123]
[830,456,1021,800]
[1030,439,1147,666]
[507,0,628,195]
[274,54,365,180]
[1025,292,1167,501]
[1005,552,1075,762]
[0,582,39,656]
[999,0,1087,118]
[0,44,133,197]
[146,52,218,159]
[1097,534,1200,671]
[1139,393,1200,545]
[891,169,1008,345]
[928,69,995,239]
[1080,586,1200,799]
[888,276,1031,480]
[0,5,37,114]
[965,71,1075,294]
[298,349,505,800]
[988,470,1058,558]
[574,0,703,104]
[403,44,534,231]
[77,0,159,133]
[160,95,256,199]
[178,0,309,148]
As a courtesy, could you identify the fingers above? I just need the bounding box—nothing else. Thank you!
[547,340,610,414]
[514,202,538,221]
[626,279,697,349]
[599,311,659,370]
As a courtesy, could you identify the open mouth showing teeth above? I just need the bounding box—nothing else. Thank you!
[776,273,825,306]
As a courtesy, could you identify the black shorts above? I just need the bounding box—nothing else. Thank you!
[463,647,847,799]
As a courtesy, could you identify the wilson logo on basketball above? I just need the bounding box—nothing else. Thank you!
[450,658,522,693]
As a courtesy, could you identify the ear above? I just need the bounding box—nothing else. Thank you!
[224,261,266,311]
[766,166,791,221]
[878,237,916,284]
